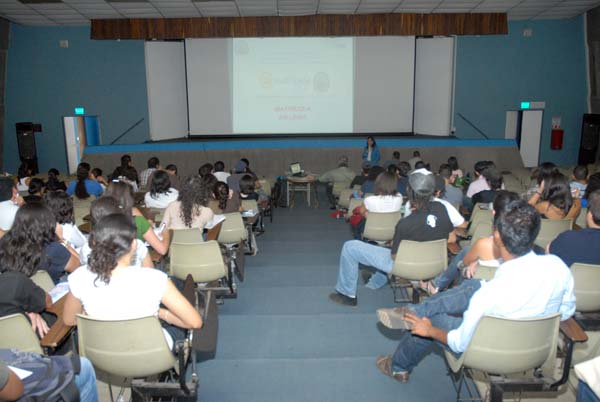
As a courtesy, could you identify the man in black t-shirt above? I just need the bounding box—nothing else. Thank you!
[330,169,454,306]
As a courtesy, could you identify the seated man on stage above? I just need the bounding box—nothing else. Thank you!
[329,170,454,306]
[374,200,575,383]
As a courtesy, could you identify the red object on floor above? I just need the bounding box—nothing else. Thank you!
[550,129,564,150]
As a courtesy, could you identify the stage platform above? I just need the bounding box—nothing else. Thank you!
[84,137,522,180]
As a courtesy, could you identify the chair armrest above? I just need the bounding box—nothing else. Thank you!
[41,296,74,350]
[560,318,588,343]
[447,243,461,255]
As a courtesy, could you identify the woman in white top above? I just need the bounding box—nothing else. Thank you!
[43,191,87,250]
[144,170,179,209]
[63,213,202,350]
[353,171,402,238]
[161,175,214,231]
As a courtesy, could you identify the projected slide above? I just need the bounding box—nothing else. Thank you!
[233,38,353,134]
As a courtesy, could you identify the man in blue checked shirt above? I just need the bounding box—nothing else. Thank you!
[375,199,576,383]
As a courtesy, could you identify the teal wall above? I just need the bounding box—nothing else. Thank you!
[2,17,589,172]
[454,17,588,166]
[4,25,149,173]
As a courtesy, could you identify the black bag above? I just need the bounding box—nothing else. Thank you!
[273,177,287,208]
[0,348,80,402]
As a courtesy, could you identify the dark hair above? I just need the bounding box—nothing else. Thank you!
[0,203,57,276]
[374,172,398,196]
[439,164,452,179]
[588,190,600,226]
[573,165,588,181]
[88,213,136,285]
[149,170,172,198]
[483,168,503,191]
[78,162,91,171]
[414,161,425,170]
[392,151,400,159]
[447,156,459,171]
[474,161,492,175]
[90,196,123,225]
[214,181,229,211]
[46,168,65,192]
[43,191,74,225]
[366,136,376,147]
[495,200,540,257]
[28,178,44,195]
[91,168,102,178]
[413,150,420,157]
[541,172,573,214]
[165,164,177,173]
[178,175,210,228]
[104,181,134,215]
[407,182,431,212]
[386,164,399,175]
[398,162,411,177]
[367,166,385,182]
[121,154,132,169]
[214,161,225,172]
[241,158,250,167]
[534,162,558,185]
[48,168,60,177]
[492,190,520,226]
[0,177,14,202]
[361,165,371,175]
[199,163,214,177]
[239,174,256,195]
[75,165,91,199]
[584,173,600,200]
[147,157,160,169]
[17,162,32,179]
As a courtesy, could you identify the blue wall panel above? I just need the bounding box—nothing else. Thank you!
[454,17,588,166]
[4,25,149,173]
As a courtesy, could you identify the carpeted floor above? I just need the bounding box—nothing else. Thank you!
[195,198,460,402]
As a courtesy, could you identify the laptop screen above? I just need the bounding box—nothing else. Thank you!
[290,162,301,174]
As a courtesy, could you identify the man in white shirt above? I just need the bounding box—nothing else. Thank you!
[213,161,231,183]
[407,151,422,170]
[0,177,23,231]
[374,199,575,383]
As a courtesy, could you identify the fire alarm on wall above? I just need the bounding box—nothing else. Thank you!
[522,28,533,37]
[59,40,69,48]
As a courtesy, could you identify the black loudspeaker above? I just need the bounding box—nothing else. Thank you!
[579,114,600,165]
[15,122,40,174]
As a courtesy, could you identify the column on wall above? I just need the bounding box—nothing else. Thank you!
[0,18,7,170]
[589,6,600,114]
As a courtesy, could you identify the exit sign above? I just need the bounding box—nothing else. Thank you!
[74,107,85,115]
[520,102,530,109]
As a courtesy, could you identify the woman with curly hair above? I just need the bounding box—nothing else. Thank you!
[144,170,179,208]
[161,175,214,231]
[0,203,80,284]
[528,171,581,220]
[63,213,202,350]
[43,191,87,250]
[105,181,170,255]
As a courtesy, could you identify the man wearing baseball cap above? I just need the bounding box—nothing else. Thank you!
[329,169,454,307]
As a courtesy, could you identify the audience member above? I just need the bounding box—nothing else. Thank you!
[45,168,67,192]
[528,171,581,220]
[105,181,170,255]
[438,164,463,208]
[239,174,259,201]
[0,177,22,231]
[209,181,241,214]
[548,190,600,267]
[23,178,44,204]
[43,191,87,250]
[447,156,463,180]
[471,168,503,207]
[67,165,103,199]
[16,162,33,192]
[227,160,251,192]
[140,156,160,188]
[583,173,600,208]
[319,156,356,209]
[350,162,371,189]
[362,136,381,166]
[396,162,410,195]
[465,161,493,199]
[63,213,202,351]
[213,161,231,183]
[144,170,179,209]
[329,170,453,306]
[198,163,214,178]
[240,158,257,177]
[407,151,422,170]
[161,175,214,231]
[383,151,401,169]
[360,166,385,195]
[432,174,466,230]
[571,165,588,196]
[165,164,181,190]
[90,167,108,191]
[110,154,139,185]
[375,200,575,383]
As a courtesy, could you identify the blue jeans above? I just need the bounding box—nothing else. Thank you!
[431,246,471,291]
[335,240,394,298]
[76,357,98,402]
[578,381,600,402]
[391,279,482,373]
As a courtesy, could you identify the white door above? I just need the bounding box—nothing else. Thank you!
[520,110,543,167]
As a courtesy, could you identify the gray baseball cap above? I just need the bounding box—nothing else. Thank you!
[409,168,435,196]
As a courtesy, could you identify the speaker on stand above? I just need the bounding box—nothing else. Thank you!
[579,114,600,165]
[15,122,41,175]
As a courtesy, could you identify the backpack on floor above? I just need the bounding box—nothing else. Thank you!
[273,177,288,208]
[0,348,80,402]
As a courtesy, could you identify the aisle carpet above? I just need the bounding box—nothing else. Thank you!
[195,200,460,402]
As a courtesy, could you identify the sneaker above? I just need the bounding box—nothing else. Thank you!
[376,306,415,330]
[328,292,357,307]
[376,355,410,383]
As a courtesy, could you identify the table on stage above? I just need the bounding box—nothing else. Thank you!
[286,175,319,208]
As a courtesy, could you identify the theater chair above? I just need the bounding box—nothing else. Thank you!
[459,221,493,249]
[534,219,573,250]
[571,263,600,365]
[337,188,354,211]
[362,211,402,245]
[31,270,55,292]
[258,178,274,223]
[0,314,44,354]
[389,239,447,303]
[241,198,263,240]
[217,212,247,285]
[346,198,364,221]
[77,314,199,402]
[444,313,587,402]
